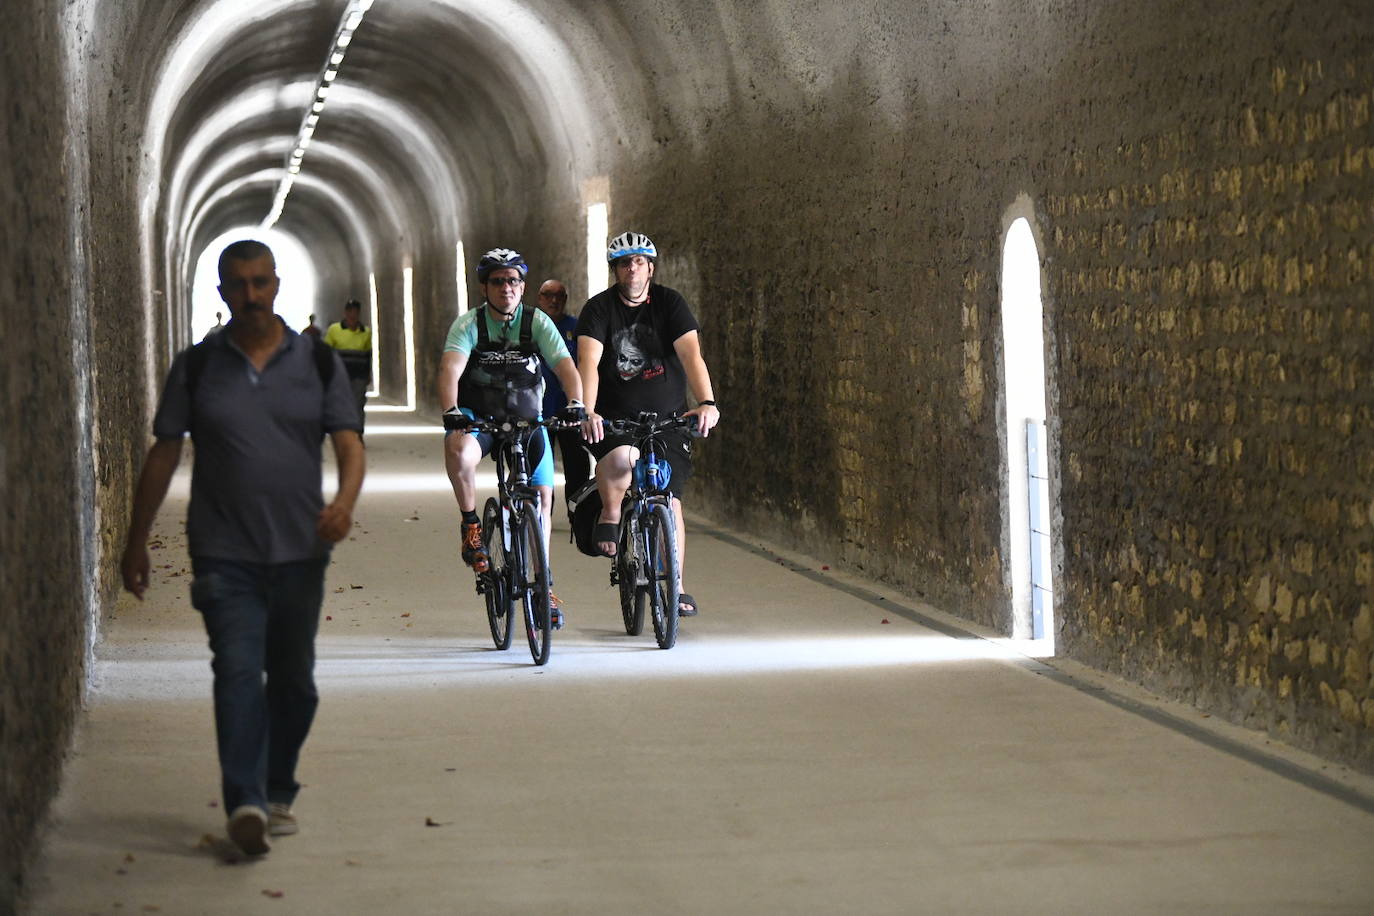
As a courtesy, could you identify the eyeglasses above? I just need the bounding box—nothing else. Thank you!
[486,276,524,287]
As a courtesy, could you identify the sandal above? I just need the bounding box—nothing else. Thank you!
[594,522,619,558]
[677,593,699,617]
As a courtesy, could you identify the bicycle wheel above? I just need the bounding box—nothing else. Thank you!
[514,500,553,666]
[645,502,680,650]
[617,513,644,636]
[481,497,514,650]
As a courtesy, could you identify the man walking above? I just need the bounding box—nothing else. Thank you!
[120,239,365,856]
[324,299,373,434]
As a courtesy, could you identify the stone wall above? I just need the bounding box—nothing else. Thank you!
[1,2,89,909]
[6,5,1374,909]
[1040,10,1374,763]
[587,1,1374,768]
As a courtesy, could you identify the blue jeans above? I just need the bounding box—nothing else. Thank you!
[190,556,328,813]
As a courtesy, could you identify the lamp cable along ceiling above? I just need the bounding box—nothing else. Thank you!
[263,0,376,228]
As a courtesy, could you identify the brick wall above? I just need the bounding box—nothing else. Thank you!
[596,1,1374,768]
[1046,40,1374,762]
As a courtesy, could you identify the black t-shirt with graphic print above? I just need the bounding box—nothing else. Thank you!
[576,283,699,420]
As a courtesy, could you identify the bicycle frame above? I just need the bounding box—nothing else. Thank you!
[469,416,563,665]
[605,413,693,649]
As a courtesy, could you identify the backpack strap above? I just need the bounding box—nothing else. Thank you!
[476,306,491,346]
[519,305,534,348]
[186,333,333,406]
[184,340,210,398]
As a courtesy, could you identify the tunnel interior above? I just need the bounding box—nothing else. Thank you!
[5,0,1374,906]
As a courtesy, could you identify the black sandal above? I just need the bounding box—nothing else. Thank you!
[594,523,619,557]
[677,593,699,617]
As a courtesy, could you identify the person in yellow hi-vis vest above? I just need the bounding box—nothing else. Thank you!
[323,299,373,435]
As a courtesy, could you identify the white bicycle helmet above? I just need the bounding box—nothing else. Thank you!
[475,247,528,281]
[606,231,657,263]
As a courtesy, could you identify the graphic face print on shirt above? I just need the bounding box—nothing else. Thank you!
[612,322,665,382]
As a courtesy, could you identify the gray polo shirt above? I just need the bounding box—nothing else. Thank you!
[153,323,361,564]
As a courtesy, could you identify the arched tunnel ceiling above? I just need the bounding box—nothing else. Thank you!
[135,0,616,313]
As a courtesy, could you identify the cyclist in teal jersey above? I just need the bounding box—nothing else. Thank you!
[438,248,584,612]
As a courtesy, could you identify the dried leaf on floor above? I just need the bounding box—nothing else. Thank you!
[425,817,445,827]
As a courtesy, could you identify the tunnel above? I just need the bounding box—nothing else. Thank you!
[4,0,1374,908]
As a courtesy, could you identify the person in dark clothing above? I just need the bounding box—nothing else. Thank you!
[577,231,720,618]
[120,239,365,857]
[536,278,591,498]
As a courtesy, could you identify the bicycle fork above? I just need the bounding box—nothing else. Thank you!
[608,510,648,590]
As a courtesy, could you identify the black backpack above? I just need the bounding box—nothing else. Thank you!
[567,478,605,557]
[184,333,335,395]
[183,334,337,432]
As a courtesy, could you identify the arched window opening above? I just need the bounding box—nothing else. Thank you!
[368,270,380,397]
[1001,216,1054,651]
[586,201,608,301]
[455,240,469,315]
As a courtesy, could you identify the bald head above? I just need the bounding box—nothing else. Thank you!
[537,279,568,319]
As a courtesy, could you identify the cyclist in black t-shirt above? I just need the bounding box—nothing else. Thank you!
[577,232,721,617]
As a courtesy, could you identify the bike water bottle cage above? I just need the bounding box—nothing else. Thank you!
[633,455,673,492]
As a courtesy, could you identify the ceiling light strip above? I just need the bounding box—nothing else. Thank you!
[262,0,376,228]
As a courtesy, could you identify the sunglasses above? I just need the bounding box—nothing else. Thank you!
[486,276,524,287]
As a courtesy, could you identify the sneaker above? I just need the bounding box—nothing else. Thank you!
[268,802,298,837]
[549,592,565,630]
[461,521,489,572]
[227,805,271,855]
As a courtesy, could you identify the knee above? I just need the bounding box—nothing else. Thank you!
[454,441,480,470]
[600,446,635,477]
[211,646,265,685]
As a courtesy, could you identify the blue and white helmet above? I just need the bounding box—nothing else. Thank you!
[606,231,657,264]
[476,247,528,281]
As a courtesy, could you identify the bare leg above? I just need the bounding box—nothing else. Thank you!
[672,495,694,614]
[443,432,482,513]
[594,445,637,555]
[537,484,554,560]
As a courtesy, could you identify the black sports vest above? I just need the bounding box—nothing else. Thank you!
[457,305,545,420]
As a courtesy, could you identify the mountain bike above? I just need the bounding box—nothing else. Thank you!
[466,416,566,666]
[604,413,697,650]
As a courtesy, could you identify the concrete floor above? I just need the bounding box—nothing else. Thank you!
[26,412,1374,915]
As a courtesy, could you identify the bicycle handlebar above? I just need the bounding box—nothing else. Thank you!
[603,412,703,438]
[455,415,576,435]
